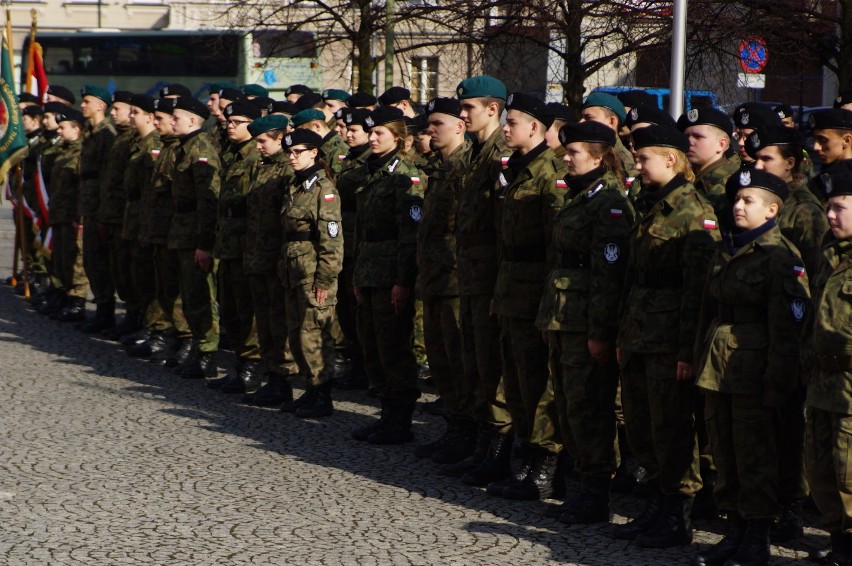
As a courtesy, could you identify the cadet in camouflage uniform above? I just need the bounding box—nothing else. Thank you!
[168,96,222,379]
[319,88,349,130]
[809,109,852,203]
[805,169,852,565]
[487,93,565,502]
[210,101,262,393]
[412,98,475,465]
[277,129,343,418]
[775,104,815,181]
[216,87,246,168]
[350,106,426,445]
[98,91,138,337]
[78,85,118,332]
[241,115,301,407]
[536,121,634,523]
[693,169,810,566]
[292,108,350,179]
[580,93,636,179]
[205,82,233,155]
[543,102,577,161]
[613,125,720,548]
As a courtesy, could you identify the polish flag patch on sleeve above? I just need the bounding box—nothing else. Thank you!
[324,193,336,202]
[610,208,623,218]
[793,265,806,277]
[501,156,510,166]
[625,176,635,186]
[197,157,209,164]
[411,177,421,185]
[555,179,567,189]
[703,219,717,230]
[338,154,347,161]
[151,149,161,157]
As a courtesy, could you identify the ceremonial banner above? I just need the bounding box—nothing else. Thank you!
[0,26,27,185]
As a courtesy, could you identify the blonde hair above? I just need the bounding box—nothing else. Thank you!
[650,146,695,182]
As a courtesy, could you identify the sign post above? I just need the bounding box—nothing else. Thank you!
[738,36,768,101]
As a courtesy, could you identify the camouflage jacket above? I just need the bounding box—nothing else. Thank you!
[336,144,371,259]
[778,177,829,283]
[320,132,350,180]
[536,169,635,338]
[279,167,343,292]
[77,117,116,217]
[121,130,161,242]
[40,131,63,192]
[214,140,260,260]
[139,136,179,245]
[244,150,292,275]
[456,126,512,296]
[49,139,83,225]
[806,238,852,413]
[492,143,566,319]
[97,124,136,225]
[21,130,43,215]
[416,141,471,298]
[168,130,222,251]
[694,155,739,232]
[695,223,810,403]
[352,151,426,289]
[615,137,637,179]
[617,176,721,361]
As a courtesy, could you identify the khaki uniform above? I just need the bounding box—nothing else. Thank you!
[417,141,472,420]
[244,150,299,377]
[617,176,720,497]
[279,168,343,386]
[320,132,350,179]
[695,222,809,519]
[806,238,852,535]
[353,151,425,403]
[49,138,88,299]
[694,155,740,233]
[168,130,222,353]
[457,127,513,433]
[492,143,565,454]
[79,118,117,306]
[536,169,634,479]
[215,140,261,362]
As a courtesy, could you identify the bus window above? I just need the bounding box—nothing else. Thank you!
[43,45,74,74]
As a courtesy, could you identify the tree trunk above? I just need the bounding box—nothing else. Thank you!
[562,0,584,106]
[838,0,852,90]
[355,0,377,94]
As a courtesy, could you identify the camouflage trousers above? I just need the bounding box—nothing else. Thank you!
[620,352,702,497]
[82,218,115,305]
[176,250,219,353]
[500,315,561,455]
[356,287,420,404]
[131,242,168,331]
[111,230,137,316]
[285,282,337,387]
[776,385,809,503]
[248,272,299,377]
[459,294,512,433]
[52,222,89,299]
[153,245,190,337]
[549,331,618,481]
[806,407,852,535]
[704,391,780,519]
[413,298,427,366]
[217,258,259,361]
[423,295,473,420]
[335,256,360,356]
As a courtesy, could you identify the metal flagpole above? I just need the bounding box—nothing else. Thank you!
[669,0,687,119]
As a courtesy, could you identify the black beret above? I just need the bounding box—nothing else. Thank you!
[558,121,616,147]
[815,170,852,198]
[744,125,804,159]
[111,90,134,105]
[506,92,553,128]
[379,86,411,106]
[335,107,352,123]
[250,96,273,113]
[808,109,852,131]
[733,103,782,130]
[774,104,795,120]
[407,114,428,134]
[224,101,261,120]
[43,101,71,115]
[725,167,789,203]
[631,124,690,153]
[546,102,578,123]
[617,89,656,109]
[626,104,675,128]
[218,87,245,103]
[130,94,156,114]
[18,92,40,105]
[55,108,85,125]
[173,96,211,120]
[426,97,461,118]
[47,85,75,105]
[283,128,323,149]
[834,90,852,109]
[285,84,313,97]
[294,92,323,111]
[348,92,378,108]
[269,100,298,115]
[344,108,371,128]
[365,106,405,129]
[160,83,191,98]
[676,107,733,137]
[22,105,42,117]
[153,97,176,114]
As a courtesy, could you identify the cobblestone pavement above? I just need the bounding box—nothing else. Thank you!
[0,288,828,565]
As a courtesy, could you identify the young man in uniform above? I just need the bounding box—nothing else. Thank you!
[320,89,349,127]
[291,108,349,179]
[676,107,739,211]
[581,92,636,178]
[379,86,417,118]
[809,109,852,202]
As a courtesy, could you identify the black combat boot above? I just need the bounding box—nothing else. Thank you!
[486,444,532,495]
[352,402,391,441]
[281,387,317,413]
[692,469,719,520]
[37,289,63,315]
[221,360,262,394]
[501,448,561,500]
[180,351,217,379]
[634,494,695,548]
[461,432,513,487]
[149,333,180,364]
[104,311,141,341]
[80,300,115,333]
[612,425,639,494]
[295,382,334,418]
[241,373,294,406]
[693,511,745,566]
[558,477,612,525]
[57,296,87,322]
[121,327,151,347]
[368,402,416,445]
[723,518,770,566]
[769,499,804,543]
[440,426,490,477]
[432,419,478,465]
[415,419,453,459]
[611,484,662,540]
[127,331,168,358]
[166,338,193,369]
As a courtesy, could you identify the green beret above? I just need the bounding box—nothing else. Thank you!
[291,108,326,127]
[322,88,350,102]
[582,92,626,125]
[209,81,236,95]
[80,85,112,105]
[248,114,289,137]
[241,84,269,98]
[456,75,507,101]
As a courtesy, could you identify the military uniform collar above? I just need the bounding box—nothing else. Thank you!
[88,116,109,134]
[179,128,204,144]
[234,139,255,159]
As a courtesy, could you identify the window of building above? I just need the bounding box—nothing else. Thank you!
[410,56,438,103]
